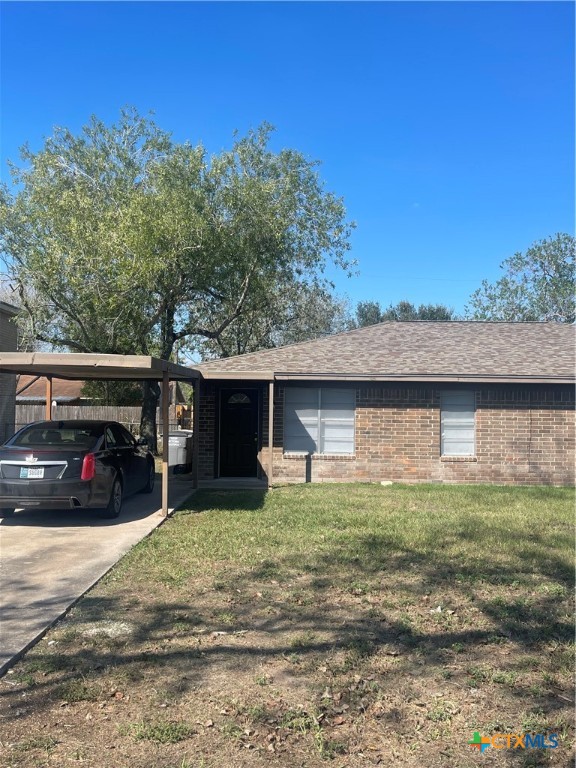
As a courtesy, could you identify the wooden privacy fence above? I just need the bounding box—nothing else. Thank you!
[15,404,179,437]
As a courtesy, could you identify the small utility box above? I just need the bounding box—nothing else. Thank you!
[166,430,193,473]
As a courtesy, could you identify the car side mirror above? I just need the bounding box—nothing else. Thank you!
[137,437,149,446]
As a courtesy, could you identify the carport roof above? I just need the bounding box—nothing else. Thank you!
[0,353,199,381]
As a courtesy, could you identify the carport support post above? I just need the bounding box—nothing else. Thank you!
[268,380,274,487]
[162,371,169,516]
[45,376,52,420]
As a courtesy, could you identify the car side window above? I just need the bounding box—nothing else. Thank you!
[105,426,117,449]
[109,424,134,448]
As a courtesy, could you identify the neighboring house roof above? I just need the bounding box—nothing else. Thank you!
[197,322,575,384]
[15,375,188,405]
[16,375,86,404]
[0,301,19,317]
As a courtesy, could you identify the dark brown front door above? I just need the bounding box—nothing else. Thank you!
[219,389,259,477]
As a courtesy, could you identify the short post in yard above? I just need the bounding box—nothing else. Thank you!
[162,371,169,516]
[268,380,274,487]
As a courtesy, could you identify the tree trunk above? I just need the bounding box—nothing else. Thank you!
[139,305,176,453]
[140,380,161,453]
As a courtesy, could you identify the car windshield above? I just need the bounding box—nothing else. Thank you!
[11,426,101,450]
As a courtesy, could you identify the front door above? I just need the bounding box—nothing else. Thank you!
[219,389,259,477]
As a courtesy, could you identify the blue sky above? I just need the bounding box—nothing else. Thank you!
[1,1,574,316]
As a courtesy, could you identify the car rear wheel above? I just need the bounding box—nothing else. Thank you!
[98,477,122,519]
[142,460,155,494]
[0,507,15,518]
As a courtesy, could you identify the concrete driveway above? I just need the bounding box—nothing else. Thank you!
[0,475,195,675]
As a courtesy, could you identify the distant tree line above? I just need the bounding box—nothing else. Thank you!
[354,233,575,327]
[354,300,455,327]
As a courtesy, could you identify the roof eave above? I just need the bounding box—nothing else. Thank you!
[199,370,275,381]
[199,370,574,385]
[0,302,19,317]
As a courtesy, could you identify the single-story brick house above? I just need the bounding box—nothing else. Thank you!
[194,322,575,486]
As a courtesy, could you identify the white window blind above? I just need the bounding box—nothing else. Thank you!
[441,391,475,456]
[284,388,355,454]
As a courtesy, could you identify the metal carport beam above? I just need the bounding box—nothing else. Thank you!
[161,370,170,517]
[45,376,52,421]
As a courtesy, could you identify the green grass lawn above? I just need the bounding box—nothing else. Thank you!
[1,484,574,768]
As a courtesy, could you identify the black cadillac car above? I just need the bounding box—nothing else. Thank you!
[0,420,155,519]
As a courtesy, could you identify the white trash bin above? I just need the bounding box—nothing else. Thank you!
[164,431,193,473]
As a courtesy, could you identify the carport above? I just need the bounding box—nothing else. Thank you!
[0,353,200,515]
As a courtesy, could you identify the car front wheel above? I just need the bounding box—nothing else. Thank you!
[98,477,122,519]
[0,508,15,518]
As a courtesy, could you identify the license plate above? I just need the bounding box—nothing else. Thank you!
[20,467,44,479]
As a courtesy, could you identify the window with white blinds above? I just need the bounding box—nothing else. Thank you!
[284,388,355,455]
[441,391,476,456]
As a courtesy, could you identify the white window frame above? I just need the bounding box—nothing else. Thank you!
[284,387,355,455]
[440,390,476,457]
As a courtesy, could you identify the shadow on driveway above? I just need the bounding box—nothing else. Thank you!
[0,474,196,675]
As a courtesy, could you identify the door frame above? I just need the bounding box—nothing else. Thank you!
[217,387,261,478]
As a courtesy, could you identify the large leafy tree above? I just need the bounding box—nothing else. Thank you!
[466,234,575,323]
[355,299,455,327]
[0,110,354,446]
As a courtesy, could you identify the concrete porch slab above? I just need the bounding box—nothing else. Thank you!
[198,478,268,490]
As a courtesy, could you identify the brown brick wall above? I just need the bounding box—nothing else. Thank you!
[198,381,575,486]
[198,381,217,480]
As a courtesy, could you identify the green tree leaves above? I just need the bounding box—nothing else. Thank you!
[1,111,355,360]
[466,234,575,323]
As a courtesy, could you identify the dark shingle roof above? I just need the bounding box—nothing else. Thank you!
[197,322,575,383]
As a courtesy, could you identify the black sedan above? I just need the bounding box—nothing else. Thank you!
[0,420,155,519]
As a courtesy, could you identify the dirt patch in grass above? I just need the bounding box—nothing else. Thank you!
[1,484,574,767]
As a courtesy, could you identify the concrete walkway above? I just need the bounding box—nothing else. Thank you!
[0,476,195,676]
